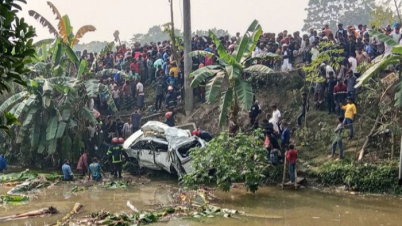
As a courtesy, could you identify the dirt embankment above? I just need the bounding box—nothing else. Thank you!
[173,72,376,172]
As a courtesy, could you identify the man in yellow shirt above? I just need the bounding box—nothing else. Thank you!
[340,97,357,139]
[169,62,179,78]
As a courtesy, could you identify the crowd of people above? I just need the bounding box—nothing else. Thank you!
[244,22,400,182]
[63,21,401,182]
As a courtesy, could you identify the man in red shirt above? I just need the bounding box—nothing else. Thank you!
[285,144,298,183]
[118,44,127,55]
[333,80,347,117]
[130,59,140,74]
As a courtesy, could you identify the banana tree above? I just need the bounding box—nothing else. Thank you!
[28,1,96,67]
[354,30,402,160]
[189,20,274,127]
[0,75,117,164]
[355,30,399,88]
[28,1,96,47]
[355,30,402,107]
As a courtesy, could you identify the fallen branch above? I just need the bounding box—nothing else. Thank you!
[358,115,380,161]
[0,206,57,223]
[54,202,83,226]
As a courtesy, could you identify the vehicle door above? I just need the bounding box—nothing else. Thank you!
[150,141,171,173]
[132,140,161,171]
[174,137,206,174]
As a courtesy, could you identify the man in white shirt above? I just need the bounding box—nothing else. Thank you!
[136,81,145,110]
[252,43,264,58]
[112,86,120,110]
[270,104,281,134]
[325,64,335,78]
[348,54,357,75]
[310,42,319,61]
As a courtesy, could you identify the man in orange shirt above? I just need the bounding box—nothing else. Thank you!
[324,24,332,37]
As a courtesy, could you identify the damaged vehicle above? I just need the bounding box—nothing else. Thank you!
[123,121,207,175]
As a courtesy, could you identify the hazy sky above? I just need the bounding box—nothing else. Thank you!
[19,0,309,43]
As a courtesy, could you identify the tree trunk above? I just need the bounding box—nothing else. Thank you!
[394,0,402,25]
[183,0,193,115]
[169,0,181,68]
[358,115,380,161]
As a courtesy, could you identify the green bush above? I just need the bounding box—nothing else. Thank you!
[313,161,402,194]
[262,164,283,184]
[180,130,268,193]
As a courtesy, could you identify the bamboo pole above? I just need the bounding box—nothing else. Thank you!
[294,167,298,190]
[55,203,83,226]
[281,157,287,189]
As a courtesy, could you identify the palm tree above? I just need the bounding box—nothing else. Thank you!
[28,1,96,48]
[190,20,275,127]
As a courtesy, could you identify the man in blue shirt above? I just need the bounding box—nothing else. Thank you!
[163,50,170,62]
[163,59,170,76]
[88,157,103,181]
[364,39,375,60]
[0,154,7,173]
[62,159,74,181]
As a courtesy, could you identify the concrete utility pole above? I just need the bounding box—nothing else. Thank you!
[183,0,193,115]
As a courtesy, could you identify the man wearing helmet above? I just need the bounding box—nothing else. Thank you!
[165,86,179,110]
[192,128,213,142]
[106,137,124,178]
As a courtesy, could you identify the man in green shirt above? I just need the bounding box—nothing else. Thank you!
[88,157,103,181]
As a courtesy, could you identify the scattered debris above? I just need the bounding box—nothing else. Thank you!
[70,186,87,193]
[104,180,129,189]
[0,206,57,223]
[126,201,139,213]
[54,202,82,226]
[0,170,61,183]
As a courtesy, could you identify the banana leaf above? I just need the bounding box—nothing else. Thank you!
[0,170,38,182]
[77,59,87,80]
[0,91,28,113]
[104,181,128,189]
[47,138,57,154]
[70,186,87,193]
[46,116,58,141]
[0,194,29,204]
[43,173,62,181]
